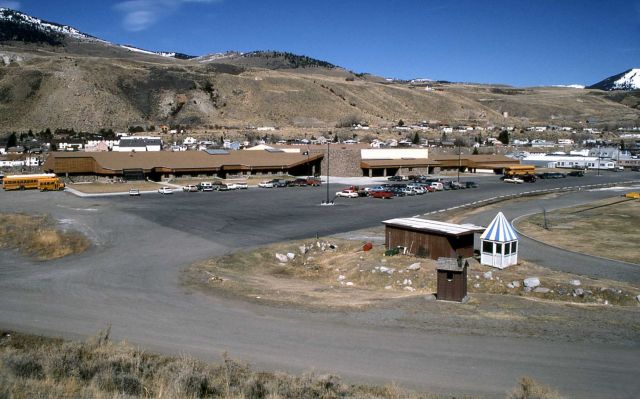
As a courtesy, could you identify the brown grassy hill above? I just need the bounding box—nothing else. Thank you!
[0,38,639,132]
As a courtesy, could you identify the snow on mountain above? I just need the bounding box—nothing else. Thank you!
[588,68,640,91]
[0,7,99,41]
[552,84,585,89]
[610,68,640,90]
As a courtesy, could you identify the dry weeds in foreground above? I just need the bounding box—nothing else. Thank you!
[0,329,566,399]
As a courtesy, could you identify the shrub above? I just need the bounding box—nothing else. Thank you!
[508,376,565,399]
[3,352,44,379]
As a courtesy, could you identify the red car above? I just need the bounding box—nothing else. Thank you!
[370,190,394,199]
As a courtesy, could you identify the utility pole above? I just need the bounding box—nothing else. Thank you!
[457,143,461,183]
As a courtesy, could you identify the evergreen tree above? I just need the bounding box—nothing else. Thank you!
[6,132,17,148]
[412,131,420,145]
[498,130,510,145]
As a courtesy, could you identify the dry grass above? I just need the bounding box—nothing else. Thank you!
[0,328,456,399]
[508,377,565,399]
[68,181,165,194]
[186,238,440,308]
[516,198,640,264]
[0,213,90,260]
[186,235,640,309]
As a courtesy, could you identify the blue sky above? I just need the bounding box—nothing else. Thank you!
[4,0,640,86]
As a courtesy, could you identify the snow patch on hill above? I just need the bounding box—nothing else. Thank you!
[611,68,640,90]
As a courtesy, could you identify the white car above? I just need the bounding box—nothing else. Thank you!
[335,189,359,198]
[504,177,524,184]
[158,187,173,194]
[234,182,248,189]
[182,184,198,192]
[258,180,275,188]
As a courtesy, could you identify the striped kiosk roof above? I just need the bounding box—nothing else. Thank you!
[480,212,518,242]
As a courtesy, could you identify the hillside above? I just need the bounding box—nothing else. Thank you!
[0,8,639,132]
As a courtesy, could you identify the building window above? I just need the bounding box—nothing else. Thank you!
[446,271,454,281]
[505,242,511,254]
[512,241,517,253]
[496,243,503,254]
[482,241,492,253]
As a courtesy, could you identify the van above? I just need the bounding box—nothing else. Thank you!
[430,182,444,191]
[199,182,214,191]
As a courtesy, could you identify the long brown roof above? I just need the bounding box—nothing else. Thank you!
[361,159,441,168]
[43,151,322,174]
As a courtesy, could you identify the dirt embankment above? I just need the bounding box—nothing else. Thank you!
[0,213,90,260]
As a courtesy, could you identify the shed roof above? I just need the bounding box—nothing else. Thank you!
[436,257,469,271]
[480,212,518,242]
[382,217,485,236]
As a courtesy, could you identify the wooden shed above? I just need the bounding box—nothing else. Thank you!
[436,257,469,302]
[382,218,485,260]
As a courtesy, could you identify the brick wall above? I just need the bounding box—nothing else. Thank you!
[308,146,363,177]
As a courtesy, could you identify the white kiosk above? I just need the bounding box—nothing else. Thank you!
[480,212,519,269]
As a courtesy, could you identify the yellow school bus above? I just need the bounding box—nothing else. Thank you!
[504,165,535,177]
[2,173,65,191]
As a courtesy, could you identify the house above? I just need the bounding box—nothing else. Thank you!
[113,136,162,152]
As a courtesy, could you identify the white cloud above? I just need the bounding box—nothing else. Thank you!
[115,0,221,32]
[0,1,21,9]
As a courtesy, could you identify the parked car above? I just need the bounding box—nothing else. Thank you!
[465,181,479,188]
[305,177,322,186]
[387,175,404,181]
[430,182,444,191]
[631,166,640,172]
[289,178,308,187]
[128,188,140,196]
[450,181,465,190]
[158,187,173,194]
[216,184,231,191]
[370,190,394,199]
[258,180,275,188]
[614,166,624,172]
[504,177,524,184]
[567,170,584,177]
[335,189,359,198]
[182,184,199,192]
[234,182,248,189]
[270,179,289,188]
[407,184,425,194]
[198,182,214,191]
[516,174,537,183]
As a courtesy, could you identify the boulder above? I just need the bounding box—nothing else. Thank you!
[473,283,480,288]
[275,253,289,263]
[573,288,585,297]
[345,282,354,286]
[402,279,412,286]
[407,263,421,271]
[379,266,395,275]
[523,277,540,288]
[511,280,521,287]
[403,286,416,292]
[483,271,493,279]
[507,282,515,289]
[534,287,551,294]
[286,252,296,260]
[337,275,346,282]
[636,295,640,303]
[384,285,392,290]
[299,245,308,255]
[569,279,581,286]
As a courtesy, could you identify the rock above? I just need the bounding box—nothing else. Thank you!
[403,286,416,292]
[402,279,412,286]
[381,259,387,263]
[524,287,532,293]
[379,266,395,275]
[483,271,493,279]
[329,244,337,250]
[299,245,308,255]
[384,285,392,290]
[286,252,296,260]
[473,283,480,288]
[475,275,480,279]
[573,288,584,297]
[407,263,421,271]
[424,294,436,302]
[345,282,354,286]
[569,279,581,286]
[337,275,346,282]
[604,300,609,305]
[534,287,551,294]
[507,282,515,289]
[511,280,521,287]
[523,277,540,288]
[275,253,289,263]
[307,256,314,261]
[636,295,640,303]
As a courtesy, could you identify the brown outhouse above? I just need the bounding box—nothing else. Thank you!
[382,217,485,260]
[436,257,469,302]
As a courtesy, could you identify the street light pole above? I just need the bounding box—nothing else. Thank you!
[325,141,330,204]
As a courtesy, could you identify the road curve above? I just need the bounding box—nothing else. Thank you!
[1,172,639,398]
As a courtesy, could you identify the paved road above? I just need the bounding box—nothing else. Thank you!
[463,186,640,283]
[1,172,639,398]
